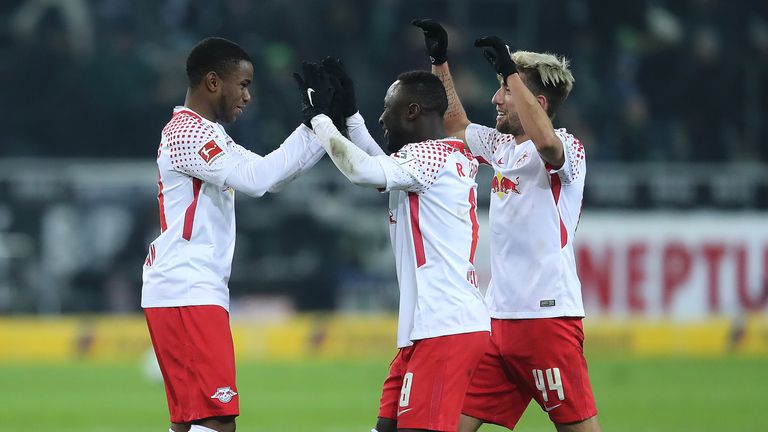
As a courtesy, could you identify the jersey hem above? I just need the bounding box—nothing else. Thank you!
[141,298,230,311]
[400,324,491,348]
[488,310,585,319]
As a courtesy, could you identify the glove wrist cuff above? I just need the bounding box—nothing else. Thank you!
[430,57,447,65]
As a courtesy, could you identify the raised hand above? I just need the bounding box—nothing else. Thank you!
[474,36,517,80]
[292,62,335,128]
[411,18,448,65]
[322,57,358,118]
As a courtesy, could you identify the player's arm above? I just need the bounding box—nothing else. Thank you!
[345,112,385,157]
[311,114,386,188]
[412,19,470,142]
[224,124,326,197]
[322,57,386,157]
[475,36,565,168]
[169,123,322,197]
[433,63,470,141]
[295,61,387,188]
[266,129,326,193]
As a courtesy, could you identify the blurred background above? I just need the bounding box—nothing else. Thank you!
[0,0,767,430]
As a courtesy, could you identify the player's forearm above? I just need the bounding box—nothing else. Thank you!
[311,115,386,188]
[346,112,386,157]
[432,62,470,141]
[267,133,326,193]
[506,74,564,167]
[226,125,322,197]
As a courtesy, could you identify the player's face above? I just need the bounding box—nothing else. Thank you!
[492,83,524,136]
[379,81,411,154]
[215,60,253,123]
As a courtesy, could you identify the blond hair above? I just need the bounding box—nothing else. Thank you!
[512,51,574,93]
[511,51,574,117]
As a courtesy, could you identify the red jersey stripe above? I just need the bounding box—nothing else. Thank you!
[157,171,168,232]
[408,192,426,268]
[469,188,479,264]
[549,173,568,248]
[182,178,203,241]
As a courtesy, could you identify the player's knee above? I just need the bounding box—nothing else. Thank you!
[375,417,397,432]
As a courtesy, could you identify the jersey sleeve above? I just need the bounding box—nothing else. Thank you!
[376,141,449,194]
[224,124,324,197]
[346,112,386,157]
[548,129,586,185]
[464,123,515,165]
[166,118,241,187]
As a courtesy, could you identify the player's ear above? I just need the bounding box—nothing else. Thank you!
[406,103,421,120]
[537,94,548,113]
[205,71,220,93]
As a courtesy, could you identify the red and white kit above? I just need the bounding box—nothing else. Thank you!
[310,112,490,431]
[375,138,489,348]
[371,132,490,431]
[461,123,597,426]
[143,107,322,310]
[142,106,323,423]
[467,123,585,318]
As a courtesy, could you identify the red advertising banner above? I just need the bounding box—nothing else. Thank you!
[575,212,768,317]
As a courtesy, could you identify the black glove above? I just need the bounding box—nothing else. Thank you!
[411,18,448,65]
[292,61,335,128]
[474,36,517,80]
[322,56,358,117]
[327,72,348,133]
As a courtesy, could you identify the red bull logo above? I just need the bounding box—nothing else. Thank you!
[491,172,521,198]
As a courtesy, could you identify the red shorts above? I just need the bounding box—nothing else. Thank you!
[462,318,597,428]
[144,305,239,423]
[378,331,489,432]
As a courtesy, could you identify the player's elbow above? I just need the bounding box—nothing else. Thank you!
[239,186,269,198]
[345,171,367,187]
[343,170,384,189]
[534,134,565,167]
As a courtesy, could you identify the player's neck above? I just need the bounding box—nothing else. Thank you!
[419,117,447,141]
[514,133,530,144]
[184,89,218,123]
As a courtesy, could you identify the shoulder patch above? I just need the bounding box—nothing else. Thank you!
[198,140,224,164]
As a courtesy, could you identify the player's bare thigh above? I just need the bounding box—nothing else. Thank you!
[377,417,430,432]
[555,415,600,432]
[458,413,600,432]
[171,415,237,432]
[376,418,439,432]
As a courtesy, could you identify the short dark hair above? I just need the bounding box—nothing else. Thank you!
[395,70,449,116]
[186,37,252,87]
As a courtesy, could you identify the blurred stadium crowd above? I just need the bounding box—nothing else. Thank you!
[2,0,768,314]
[3,0,767,162]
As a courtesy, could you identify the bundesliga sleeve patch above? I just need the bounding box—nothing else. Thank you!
[198,140,224,164]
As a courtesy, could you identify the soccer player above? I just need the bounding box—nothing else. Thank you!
[412,19,600,432]
[141,37,325,432]
[293,59,490,432]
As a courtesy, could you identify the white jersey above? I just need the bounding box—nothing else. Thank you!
[465,123,586,319]
[141,107,318,310]
[377,138,490,348]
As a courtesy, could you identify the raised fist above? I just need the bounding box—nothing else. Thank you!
[411,18,448,65]
[474,36,518,80]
